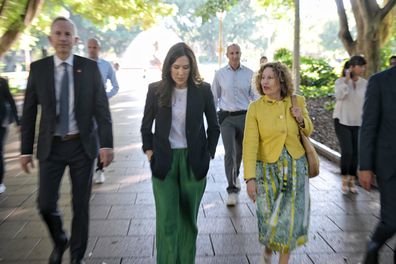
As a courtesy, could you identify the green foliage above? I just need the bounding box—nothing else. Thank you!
[0,1,29,34]
[195,0,238,23]
[379,18,396,70]
[44,0,174,30]
[257,0,293,6]
[194,0,293,23]
[274,48,292,67]
[0,0,174,56]
[166,0,266,63]
[256,0,293,19]
[9,86,20,95]
[300,57,337,97]
[324,100,335,111]
[319,20,345,51]
[69,14,141,57]
[274,48,337,98]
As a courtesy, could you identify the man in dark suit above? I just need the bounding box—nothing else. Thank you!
[20,17,113,264]
[359,65,396,263]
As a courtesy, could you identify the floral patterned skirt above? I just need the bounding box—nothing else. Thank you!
[255,148,310,253]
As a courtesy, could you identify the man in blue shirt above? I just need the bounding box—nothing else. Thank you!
[211,43,257,206]
[87,38,119,184]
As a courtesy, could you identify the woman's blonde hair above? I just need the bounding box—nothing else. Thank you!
[255,62,294,98]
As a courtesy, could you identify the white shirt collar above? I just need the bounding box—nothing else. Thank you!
[54,54,74,67]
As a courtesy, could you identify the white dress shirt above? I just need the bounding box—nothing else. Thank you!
[211,64,257,111]
[54,55,79,135]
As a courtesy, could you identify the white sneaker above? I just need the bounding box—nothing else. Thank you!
[0,183,6,194]
[226,193,238,206]
[95,170,105,184]
[235,177,241,189]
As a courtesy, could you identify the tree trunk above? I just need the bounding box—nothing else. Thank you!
[335,0,396,76]
[0,0,9,17]
[0,0,43,57]
[362,10,382,75]
[292,0,300,92]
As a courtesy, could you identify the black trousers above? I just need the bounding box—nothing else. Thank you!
[370,174,396,248]
[38,137,94,260]
[0,127,7,184]
[333,118,359,177]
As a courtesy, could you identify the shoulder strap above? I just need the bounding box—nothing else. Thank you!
[291,94,298,108]
[290,94,300,127]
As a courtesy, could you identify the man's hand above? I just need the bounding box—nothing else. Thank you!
[358,170,374,191]
[145,150,153,162]
[246,180,257,202]
[20,156,34,174]
[99,148,114,167]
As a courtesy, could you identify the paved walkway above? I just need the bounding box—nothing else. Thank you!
[0,70,394,264]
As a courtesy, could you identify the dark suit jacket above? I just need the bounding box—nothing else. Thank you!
[0,77,20,126]
[359,66,396,181]
[21,55,113,160]
[141,81,220,180]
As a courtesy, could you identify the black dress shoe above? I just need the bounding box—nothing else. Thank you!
[362,240,381,264]
[363,249,379,264]
[49,238,69,264]
[70,259,85,264]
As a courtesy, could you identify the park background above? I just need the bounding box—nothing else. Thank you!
[1,0,396,152]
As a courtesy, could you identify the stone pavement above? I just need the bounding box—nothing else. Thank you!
[0,69,394,264]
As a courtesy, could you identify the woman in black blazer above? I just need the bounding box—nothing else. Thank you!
[141,42,220,263]
[0,77,20,194]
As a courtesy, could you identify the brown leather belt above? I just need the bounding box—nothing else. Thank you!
[55,133,80,141]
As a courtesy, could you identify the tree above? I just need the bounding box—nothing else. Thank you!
[320,20,348,51]
[196,0,302,89]
[195,0,238,23]
[335,0,396,75]
[0,0,44,57]
[292,0,300,91]
[0,0,173,57]
[166,0,266,63]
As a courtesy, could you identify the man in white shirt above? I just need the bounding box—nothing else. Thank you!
[87,38,119,184]
[211,43,257,206]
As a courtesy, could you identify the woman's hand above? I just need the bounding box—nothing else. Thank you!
[290,106,303,124]
[246,180,257,202]
[145,150,153,161]
[344,66,353,83]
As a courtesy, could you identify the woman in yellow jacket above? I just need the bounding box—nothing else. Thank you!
[243,62,313,264]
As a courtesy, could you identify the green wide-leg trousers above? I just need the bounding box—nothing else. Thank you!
[152,149,206,264]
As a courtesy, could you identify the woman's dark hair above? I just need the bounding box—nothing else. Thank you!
[255,62,293,98]
[341,60,350,77]
[157,42,202,107]
[348,55,366,67]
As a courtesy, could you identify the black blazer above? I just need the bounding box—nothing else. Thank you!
[21,55,113,160]
[0,77,20,126]
[359,66,396,180]
[141,81,220,180]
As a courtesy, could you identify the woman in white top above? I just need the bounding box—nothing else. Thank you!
[333,56,367,194]
[141,43,220,263]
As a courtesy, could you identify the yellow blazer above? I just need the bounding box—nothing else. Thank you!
[243,94,313,180]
